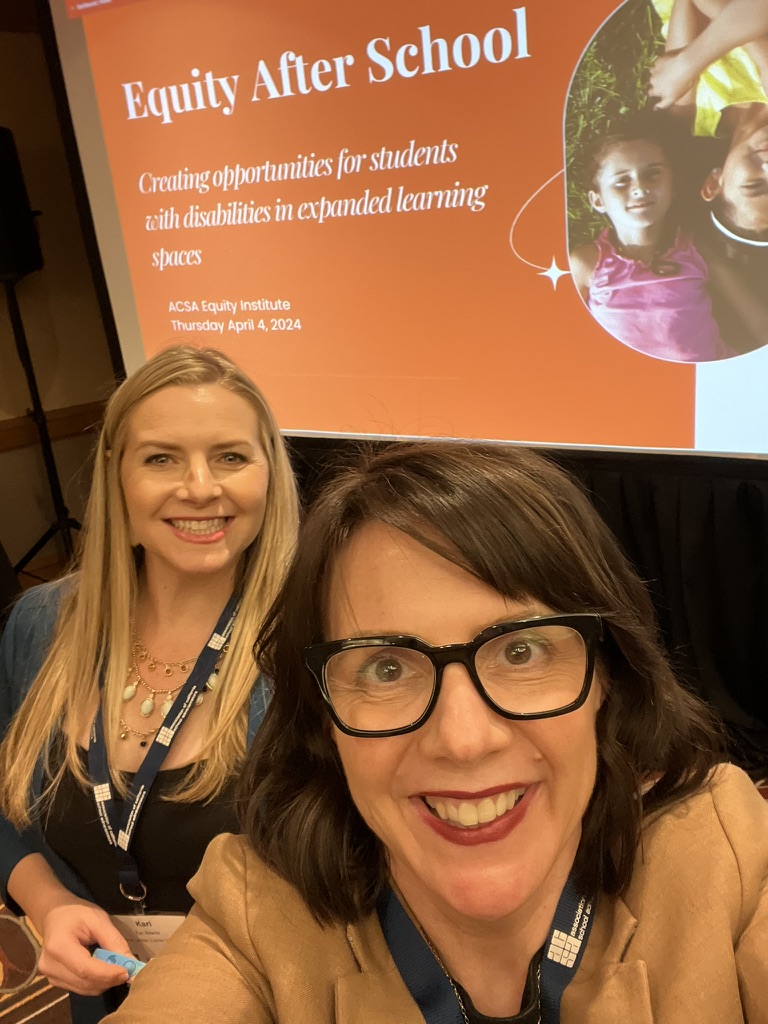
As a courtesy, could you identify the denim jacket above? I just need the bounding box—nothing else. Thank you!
[0,580,268,1024]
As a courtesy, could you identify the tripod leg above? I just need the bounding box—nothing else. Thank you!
[13,523,61,574]
[4,279,80,568]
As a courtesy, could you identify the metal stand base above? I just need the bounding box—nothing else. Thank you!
[4,277,81,574]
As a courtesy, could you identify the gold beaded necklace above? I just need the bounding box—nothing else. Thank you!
[123,634,197,719]
[120,633,227,743]
[131,633,198,676]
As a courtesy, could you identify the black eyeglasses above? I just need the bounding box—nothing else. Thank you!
[304,613,603,737]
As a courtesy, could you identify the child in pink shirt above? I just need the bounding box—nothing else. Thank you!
[570,132,731,362]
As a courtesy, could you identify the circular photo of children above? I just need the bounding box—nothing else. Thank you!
[566,0,768,362]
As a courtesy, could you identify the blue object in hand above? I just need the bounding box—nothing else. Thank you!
[92,948,146,977]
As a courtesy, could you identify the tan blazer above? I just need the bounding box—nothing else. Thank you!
[105,764,768,1023]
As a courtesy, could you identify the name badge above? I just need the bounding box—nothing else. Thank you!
[111,913,185,961]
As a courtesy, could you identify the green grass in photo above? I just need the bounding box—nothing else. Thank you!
[566,0,665,249]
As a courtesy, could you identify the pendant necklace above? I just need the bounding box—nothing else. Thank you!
[612,230,681,278]
[123,669,186,718]
[118,719,159,749]
[124,633,197,718]
[121,633,228,738]
[131,633,198,676]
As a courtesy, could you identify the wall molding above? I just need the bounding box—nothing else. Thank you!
[0,400,103,454]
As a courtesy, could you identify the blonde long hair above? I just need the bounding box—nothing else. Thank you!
[0,346,299,825]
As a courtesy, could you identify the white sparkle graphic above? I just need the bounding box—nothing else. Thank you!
[509,169,571,290]
[538,258,570,290]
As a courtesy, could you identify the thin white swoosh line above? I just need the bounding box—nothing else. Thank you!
[509,168,565,270]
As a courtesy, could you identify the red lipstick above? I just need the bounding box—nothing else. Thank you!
[414,784,537,847]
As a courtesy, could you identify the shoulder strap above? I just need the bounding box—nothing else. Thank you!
[593,228,614,261]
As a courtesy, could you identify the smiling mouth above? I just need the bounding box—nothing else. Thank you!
[422,787,527,829]
[168,517,231,535]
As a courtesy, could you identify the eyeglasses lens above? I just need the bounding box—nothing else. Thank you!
[476,625,587,715]
[325,646,433,733]
[324,624,588,733]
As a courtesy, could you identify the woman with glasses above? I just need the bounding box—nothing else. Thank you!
[104,442,767,1024]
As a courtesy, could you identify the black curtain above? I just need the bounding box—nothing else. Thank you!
[288,437,768,778]
[558,450,768,777]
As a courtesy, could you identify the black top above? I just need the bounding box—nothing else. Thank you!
[44,749,238,914]
[453,947,544,1024]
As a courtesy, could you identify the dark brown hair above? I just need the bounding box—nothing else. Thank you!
[589,131,667,189]
[238,442,722,925]
[584,113,675,191]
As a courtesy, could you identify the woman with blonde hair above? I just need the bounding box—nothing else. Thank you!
[0,345,298,1024]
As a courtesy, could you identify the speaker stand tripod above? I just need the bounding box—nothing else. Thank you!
[4,277,81,573]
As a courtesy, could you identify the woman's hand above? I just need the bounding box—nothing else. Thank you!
[649,50,699,109]
[8,853,134,995]
[37,898,133,996]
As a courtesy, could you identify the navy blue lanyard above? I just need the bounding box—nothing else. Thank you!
[378,876,596,1024]
[87,592,240,909]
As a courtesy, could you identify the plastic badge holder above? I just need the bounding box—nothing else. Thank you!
[92,948,146,977]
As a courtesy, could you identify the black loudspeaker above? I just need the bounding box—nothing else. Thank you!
[0,126,43,281]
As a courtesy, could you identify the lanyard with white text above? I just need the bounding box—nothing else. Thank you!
[378,876,596,1024]
[87,592,240,908]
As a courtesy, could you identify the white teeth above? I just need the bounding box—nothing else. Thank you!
[170,518,227,535]
[477,798,497,824]
[424,787,527,829]
[458,802,479,827]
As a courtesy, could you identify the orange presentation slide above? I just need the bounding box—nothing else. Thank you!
[58,0,768,451]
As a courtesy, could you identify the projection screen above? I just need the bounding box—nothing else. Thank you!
[48,0,768,454]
